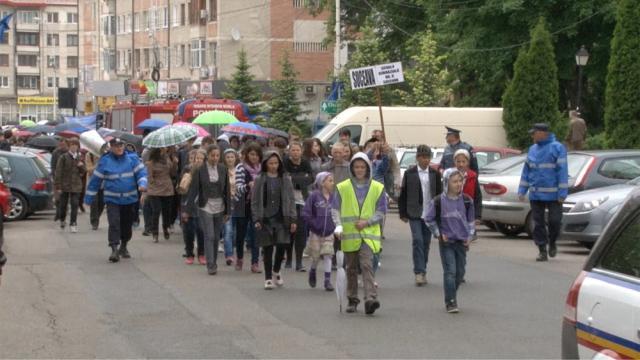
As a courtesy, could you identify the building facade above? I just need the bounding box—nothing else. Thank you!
[0,0,80,125]
[80,0,335,122]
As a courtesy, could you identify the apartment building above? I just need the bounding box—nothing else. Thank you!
[0,0,80,124]
[80,0,335,120]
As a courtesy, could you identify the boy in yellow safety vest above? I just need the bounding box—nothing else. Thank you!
[332,152,387,315]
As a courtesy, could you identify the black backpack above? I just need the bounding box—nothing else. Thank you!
[433,194,472,228]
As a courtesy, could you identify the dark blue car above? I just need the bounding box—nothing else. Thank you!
[0,151,53,220]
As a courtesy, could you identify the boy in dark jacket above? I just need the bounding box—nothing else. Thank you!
[399,145,442,286]
[55,138,86,233]
[425,168,475,314]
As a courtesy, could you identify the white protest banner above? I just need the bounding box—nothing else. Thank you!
[349,62,404,90]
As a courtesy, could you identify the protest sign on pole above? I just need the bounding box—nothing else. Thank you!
[349,62,404,142]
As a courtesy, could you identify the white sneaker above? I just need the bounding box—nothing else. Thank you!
[274,272,284,287]
[264,280,275,290]
[70,225,78,233]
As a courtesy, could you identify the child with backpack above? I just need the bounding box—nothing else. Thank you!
[425,168,475,314]
[302,171,336,291]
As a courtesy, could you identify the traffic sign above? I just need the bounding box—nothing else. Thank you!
[321,100,338,114]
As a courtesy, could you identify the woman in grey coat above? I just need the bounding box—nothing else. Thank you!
[251,150,297,290]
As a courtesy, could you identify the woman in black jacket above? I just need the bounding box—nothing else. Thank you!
[185,145,230,275]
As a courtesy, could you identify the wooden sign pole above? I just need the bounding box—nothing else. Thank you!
[375,87,386,144]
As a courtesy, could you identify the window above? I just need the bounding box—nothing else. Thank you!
[599,213,640,278]
[47,12,59,23]
[0,54,8,67]
[0,157,11,176]
[0,33,7,44]
[134,13,140,31]
[180,4,186,25]
[142,11,148,29]
[156,8,162,28]
[66,34,78,46]
[0,76,8,88]
[16,32,39,46]
[102,49,116,71]
[162,47,168,68]
[180,44,186,66]
[327,125,362,146]
[209,41,217,67]
[67,77,78,88]
[134,49,140,68]
[17,75,40,89]
[599,157,640,181]
[191,39,206,68]
[47,34,59,46]
[102,15,116,36]
[163,7,169,28]
[143,48,150,68]
[67,12,78,24]
[47,77,59,88]
[17,11,38,24]
[172,4,179,26]
[47,55,59,68]
[127,50,132,68]
[208,0,217,21]
[293,42,328,53]
[67,56,78,68]
[18,54,38,67]
[126,14,132,32]
[149,10,156,29]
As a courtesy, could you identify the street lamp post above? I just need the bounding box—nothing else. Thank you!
[575,45,590,111]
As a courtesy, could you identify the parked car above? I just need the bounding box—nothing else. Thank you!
[0,151,54,221]
[11,146,52,173]
[560,176,640,249]
[561,187,640,359]
[396,147,444,179]
[480,150,640,237]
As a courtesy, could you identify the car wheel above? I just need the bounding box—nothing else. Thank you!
[8,191,28,221]
[483,221,497,231]
[579,241,594,250]
[495,222,524,237]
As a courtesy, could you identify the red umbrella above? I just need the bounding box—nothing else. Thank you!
[58,130,80,139]
[14,130,35,138]
[171,122,210,137]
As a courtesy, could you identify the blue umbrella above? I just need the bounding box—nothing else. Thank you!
[137,118,171,131]
[54,122,90,133]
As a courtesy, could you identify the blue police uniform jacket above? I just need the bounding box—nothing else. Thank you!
[84,150,148,205]
[518,133,569,201]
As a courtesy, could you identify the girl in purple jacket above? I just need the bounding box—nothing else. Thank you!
[302,171,336,291]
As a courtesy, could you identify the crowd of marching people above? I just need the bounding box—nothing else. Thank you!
[45,124,484,315]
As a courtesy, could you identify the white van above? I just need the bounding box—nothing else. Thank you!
[313,106,507,148]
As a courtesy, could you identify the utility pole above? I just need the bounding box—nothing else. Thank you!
[333,0,340,77]
[131,0,135,80]
[167,0,171,79]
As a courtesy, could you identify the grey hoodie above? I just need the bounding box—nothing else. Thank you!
[331,152,387,229]
[424,168,475,241]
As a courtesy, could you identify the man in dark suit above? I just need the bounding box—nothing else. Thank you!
[399,145,443,286]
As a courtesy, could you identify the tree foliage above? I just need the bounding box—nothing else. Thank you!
[222,48,261,114]
[268,52,306,132]
[502,19,564,150]
[397,29,449,106]
[604,0,640,149]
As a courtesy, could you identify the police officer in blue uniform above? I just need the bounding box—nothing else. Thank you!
[439,127,478,173]
[85,138,148,263]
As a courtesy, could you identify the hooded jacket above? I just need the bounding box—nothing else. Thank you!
[302,172,336,236]
[331,152,387,230]
[85,150,147,206]
[425,168,475,242]
[251,150,297,227]
[518,133,569,201]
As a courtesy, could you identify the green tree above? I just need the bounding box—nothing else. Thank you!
[502,19,564,150]
[269,52,305,131]
[338,22,403,110]
[398,30,449,106]
[604,0,640,149]
[222,48,261,114]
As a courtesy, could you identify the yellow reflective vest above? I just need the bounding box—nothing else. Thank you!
[336,179,384,254]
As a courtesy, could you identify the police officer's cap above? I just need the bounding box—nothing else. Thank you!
[445,126,461,136]
[528,123,550,134]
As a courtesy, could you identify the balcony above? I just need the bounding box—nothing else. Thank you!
[17,66,40,75]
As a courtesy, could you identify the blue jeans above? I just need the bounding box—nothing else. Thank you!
[223,217,235,258]
[439,241,467,304]
[410,219,432,275]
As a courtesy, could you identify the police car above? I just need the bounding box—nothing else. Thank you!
[562,187,640,359]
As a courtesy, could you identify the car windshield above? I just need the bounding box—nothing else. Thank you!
[501,154,592,180]
[628,176,640,186]
[399,151,416,168]
[313,123,336,140]
[481,155,526,174]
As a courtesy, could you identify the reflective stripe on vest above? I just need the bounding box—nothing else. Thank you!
[336,179,384,254]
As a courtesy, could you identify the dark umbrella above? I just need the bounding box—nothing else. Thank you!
[106,130,143,150]
[54,122,90,133]
[29,125,55,134]
[25,135,61,151]
[262,127,289,139]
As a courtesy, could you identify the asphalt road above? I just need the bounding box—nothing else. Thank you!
[0,209,589,359]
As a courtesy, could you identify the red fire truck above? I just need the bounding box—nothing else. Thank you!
[107,100,181,135]
[175,98,250,123]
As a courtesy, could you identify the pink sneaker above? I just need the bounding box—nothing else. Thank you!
[184,257,194,265]
[251,263,262,273]
[198,255,206,265]
[235,258,243,271]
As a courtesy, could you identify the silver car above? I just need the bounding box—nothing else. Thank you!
[560,176,640,248]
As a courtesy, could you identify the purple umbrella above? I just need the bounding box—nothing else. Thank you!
[220,122,267,138]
